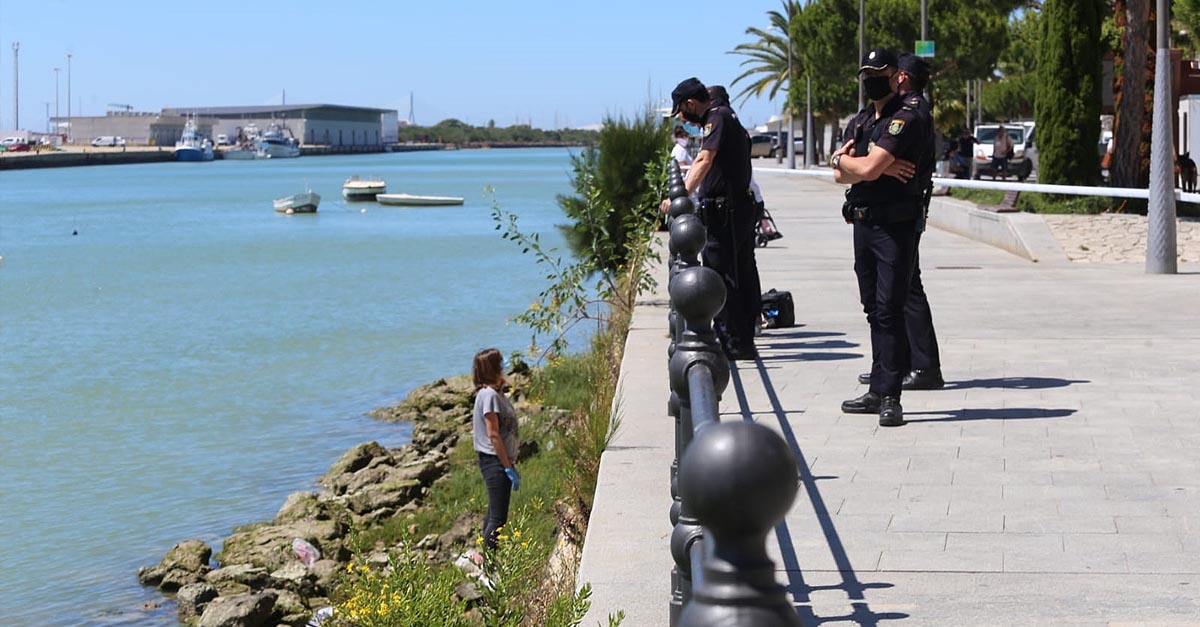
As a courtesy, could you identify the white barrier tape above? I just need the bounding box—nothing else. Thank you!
[760,166,1200,205]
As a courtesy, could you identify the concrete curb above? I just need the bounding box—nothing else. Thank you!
[928,196,1068,264]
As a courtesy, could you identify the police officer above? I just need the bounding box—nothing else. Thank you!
[667,77,758,360]
[830,49,932,426]
[856,53,944,391]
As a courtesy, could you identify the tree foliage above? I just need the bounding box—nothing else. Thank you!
[728,0,802,116]
[1035,0,1104,185]
[396,120,598,145]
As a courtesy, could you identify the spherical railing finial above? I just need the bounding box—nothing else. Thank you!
[669,213,706,262]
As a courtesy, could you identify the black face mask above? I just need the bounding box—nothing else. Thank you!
[681,110,704,124]
[862,75,893,101]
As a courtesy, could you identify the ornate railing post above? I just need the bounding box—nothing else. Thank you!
[677,421,802,627]
[667,264,728,625]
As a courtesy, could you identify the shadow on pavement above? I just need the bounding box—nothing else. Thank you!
[758,352,864,363]
[729,362,909,626]
[904,407,1077,422]
[759,340,862,351]
[945,377,1089,390]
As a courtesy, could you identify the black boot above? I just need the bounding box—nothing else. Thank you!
[841,391,881,414]
[902,369,945,390]
[879,396,904,427]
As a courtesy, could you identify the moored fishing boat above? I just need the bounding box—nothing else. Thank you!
[257,123,301,159]
[376,193,465,206]
[342,176,387,200]
[174,118,214,162]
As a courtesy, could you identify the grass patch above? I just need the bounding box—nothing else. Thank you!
[948,187,1005,205]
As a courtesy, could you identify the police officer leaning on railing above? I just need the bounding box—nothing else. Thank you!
[830,48,933,427]
[662,77,759,361]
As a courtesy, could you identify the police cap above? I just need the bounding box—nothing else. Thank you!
[859,48,898,73]
[896,53,930,81]
[671,77,708,115]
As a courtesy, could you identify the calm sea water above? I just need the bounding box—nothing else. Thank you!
[0,148,580,626]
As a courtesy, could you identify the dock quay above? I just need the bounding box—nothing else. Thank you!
[0,143,448,170]
[577,165,1200,625]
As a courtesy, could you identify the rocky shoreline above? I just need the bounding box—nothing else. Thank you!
[137,373,553,627]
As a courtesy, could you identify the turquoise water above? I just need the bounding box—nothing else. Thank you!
[0,148,579,626]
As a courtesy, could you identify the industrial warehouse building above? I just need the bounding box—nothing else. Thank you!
[53,104,399,147]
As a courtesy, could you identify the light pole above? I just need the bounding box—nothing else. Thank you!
[1147,0,1177,273]
[54,67,60,122]
[12,42,19,131]
[786,25,795,169]
[858,0,865,111]
[67,53,72,141]
[805,75,813,167]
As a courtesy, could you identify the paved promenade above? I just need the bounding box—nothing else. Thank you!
[577,169,1200,626]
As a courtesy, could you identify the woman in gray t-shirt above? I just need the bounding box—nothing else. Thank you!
[472,348,519,550]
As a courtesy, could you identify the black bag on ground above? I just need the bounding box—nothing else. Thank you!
[761,289,795,328]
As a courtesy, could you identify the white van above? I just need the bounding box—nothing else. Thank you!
[91,136,127,147]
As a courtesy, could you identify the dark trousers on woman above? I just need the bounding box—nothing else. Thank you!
[853,219,918,397]
[477,452,512,550]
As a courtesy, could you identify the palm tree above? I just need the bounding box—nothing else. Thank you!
[728,0,802,116]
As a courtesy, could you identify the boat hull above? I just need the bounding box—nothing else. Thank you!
[376,193,465,206]
[343,180,387,200]
[175,147,214,162]
[274,191,321,214]
[259,142,301,159]
[221,149,257,160]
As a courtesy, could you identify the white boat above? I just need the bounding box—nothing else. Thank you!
[274,191,321,214]
[257,123,301,159]
[343,176,387,200]
[376,193,465,206]
[174,117,214,162]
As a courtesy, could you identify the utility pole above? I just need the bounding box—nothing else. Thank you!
[54,67,60,122]
[67,53,72,141]
[1147,0,1177,273]
[12,42,19,131]
[786,25,795,169]
[858,0,865,111]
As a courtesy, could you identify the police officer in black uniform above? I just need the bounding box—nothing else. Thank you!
[668,77,758,360]
[830,49,932,426]
[856,53,944,391]
[667,78,758,357]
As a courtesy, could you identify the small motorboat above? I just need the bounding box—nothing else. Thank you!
[376,193,465,206]
[274,190,321,214]
[343,176,387,200]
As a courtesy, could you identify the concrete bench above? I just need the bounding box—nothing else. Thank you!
[982,190,1020,213]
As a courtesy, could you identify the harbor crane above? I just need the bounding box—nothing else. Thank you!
[107,103,134,112]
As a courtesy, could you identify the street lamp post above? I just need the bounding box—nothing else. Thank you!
[858,0,865,111]
[67,53,72,142]
[786,27,795,169]
[1147,0,1177,273]
[54,67,60,122]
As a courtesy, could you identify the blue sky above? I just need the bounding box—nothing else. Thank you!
[0,0,795,133]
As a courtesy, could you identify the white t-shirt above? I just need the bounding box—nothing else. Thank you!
[749,177,763,203]
[473,386,519,461]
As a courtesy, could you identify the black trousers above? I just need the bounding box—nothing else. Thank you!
[477,452,512,550]
[853,219,918,397]
[701,196,761,350]
[905,234,941,372]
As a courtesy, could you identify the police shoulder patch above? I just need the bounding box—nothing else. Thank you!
[703,123,713,137]
[888,119,906,136]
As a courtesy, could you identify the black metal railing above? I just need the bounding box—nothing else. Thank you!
[664,160,802,626]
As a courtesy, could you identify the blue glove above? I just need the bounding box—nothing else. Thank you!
[504,467,521,491]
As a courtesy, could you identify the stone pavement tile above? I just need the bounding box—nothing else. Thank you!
[1003,484,1109,501]
[1018,457,1104,472]
[900,484,1004,501]
[837,496,949,516]
[785,513,895,534]
[951,470,1053,485]
[878,548,1003,572]
[772,541,883,573]
[1125,552,1200,574]
[945,531,1063,553]
[1051,470,1156,486]
[909,456,1006,473]
[1004,514,1117,533]
[1064,532,1185,554]
[947,497,1060,517]
[1152,471,1200,487]
[889,513,1004,533]
[851,469,954,486]
[1056,498,1172,517]
[1114,516,1192,534]
[1004,548,1129,574]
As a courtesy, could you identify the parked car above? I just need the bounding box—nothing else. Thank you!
[1020,121,1037,174]
[1,137,30,151]
[750,134,776,158]
[91,135,127,147]
[972,124,1033,181]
